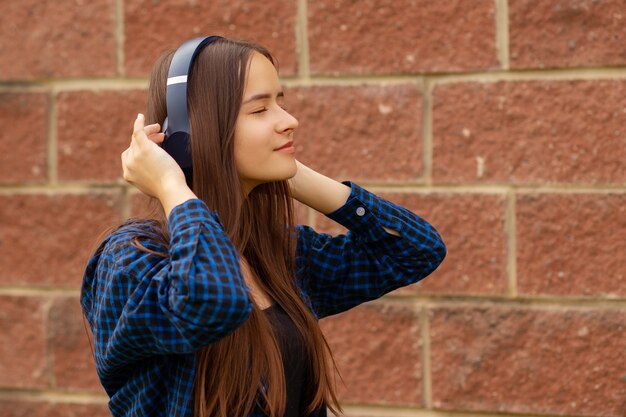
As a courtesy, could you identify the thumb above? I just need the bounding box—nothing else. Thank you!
[132,113,148,144]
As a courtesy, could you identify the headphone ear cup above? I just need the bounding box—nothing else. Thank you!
[162,131,193,170]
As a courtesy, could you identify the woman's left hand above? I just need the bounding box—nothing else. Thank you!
[287,159,304,198]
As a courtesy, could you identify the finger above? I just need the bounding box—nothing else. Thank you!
[133,113,146,141]
[121,152,128,180]
[147,132,165,144]
[144,123,161,135]
[121,148,131,168]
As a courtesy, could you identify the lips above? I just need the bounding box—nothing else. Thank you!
[274,141,294,151]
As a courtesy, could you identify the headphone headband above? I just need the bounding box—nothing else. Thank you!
[162,35,223,184]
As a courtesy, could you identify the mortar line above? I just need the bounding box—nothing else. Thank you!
[49,79,149,92]
[265,75,421,87]
[115,0,125,76]
[505,189,518,297]
[340,402,590,417]
[422,77,433,185]
[4,67,626,94]
[495,0,510,70]
[47,91,58,185]
[296,0,310,81]
[383,293,626,310]
[419,67,626,83]
[0,388,108,403]
[419,303,432,409]
[3,65,626,94]
[43,298,56,388]
[0,288,81,297]
[121,185,131,219]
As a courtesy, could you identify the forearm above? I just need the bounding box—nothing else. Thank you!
[290,161,400,236]
[289,162,351,215]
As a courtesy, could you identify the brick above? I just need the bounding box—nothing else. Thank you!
[0,0,116,80]
[50,297,105,393]
[320,302,423,406]
[123,0,297,76]
[288,85,423,182]
[510,0,626,69]
[433,80,626,184]
[308,0,498,75]
[0,296,48,389]
[57,90,146,182]
[517,193,626,297]
[430,305,626,416]
[0,193,123,287]
[0,399,109,417]
[0,92,48,184]
[313,192,508,296]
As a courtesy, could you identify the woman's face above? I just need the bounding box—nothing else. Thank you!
[234,51,299,195]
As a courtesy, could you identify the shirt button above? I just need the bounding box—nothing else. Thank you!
[356,207,366,216]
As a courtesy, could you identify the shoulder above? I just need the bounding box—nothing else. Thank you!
[103,218,167,263]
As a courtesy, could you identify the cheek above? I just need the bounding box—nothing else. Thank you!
[234,143,259,170]
[233,124,270,174]
[235,118,274,150]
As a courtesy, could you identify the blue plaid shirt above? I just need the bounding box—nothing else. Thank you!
[80,181,446,417]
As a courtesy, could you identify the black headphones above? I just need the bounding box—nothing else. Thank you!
[162,35,223,186]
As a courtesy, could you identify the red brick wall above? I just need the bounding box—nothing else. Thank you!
[1,1,624,416]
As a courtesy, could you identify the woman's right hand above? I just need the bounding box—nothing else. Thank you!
[121,113,187,200]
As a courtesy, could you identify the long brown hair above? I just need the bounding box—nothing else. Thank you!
[110,38,342,417]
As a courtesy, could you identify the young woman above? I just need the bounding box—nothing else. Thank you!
[81,37,446,417]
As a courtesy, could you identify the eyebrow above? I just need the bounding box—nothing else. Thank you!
[242,91,284,105]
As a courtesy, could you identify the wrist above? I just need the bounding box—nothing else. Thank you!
[158,176,198,219]
[158,174,187,198]
[288,163,305,202]
[289,163,350,214]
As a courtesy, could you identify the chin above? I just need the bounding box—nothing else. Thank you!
[272,171,297,182]
[251,169,297,185]
[270,161,297,180]
[241,160,297,183]
[285,162,298,178]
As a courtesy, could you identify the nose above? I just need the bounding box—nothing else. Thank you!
[278,107,299,134]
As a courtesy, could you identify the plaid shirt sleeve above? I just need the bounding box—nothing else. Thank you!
[295,181,446,319]
[81,198,252,367]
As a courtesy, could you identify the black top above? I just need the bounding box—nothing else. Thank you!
[263,303,310,417]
